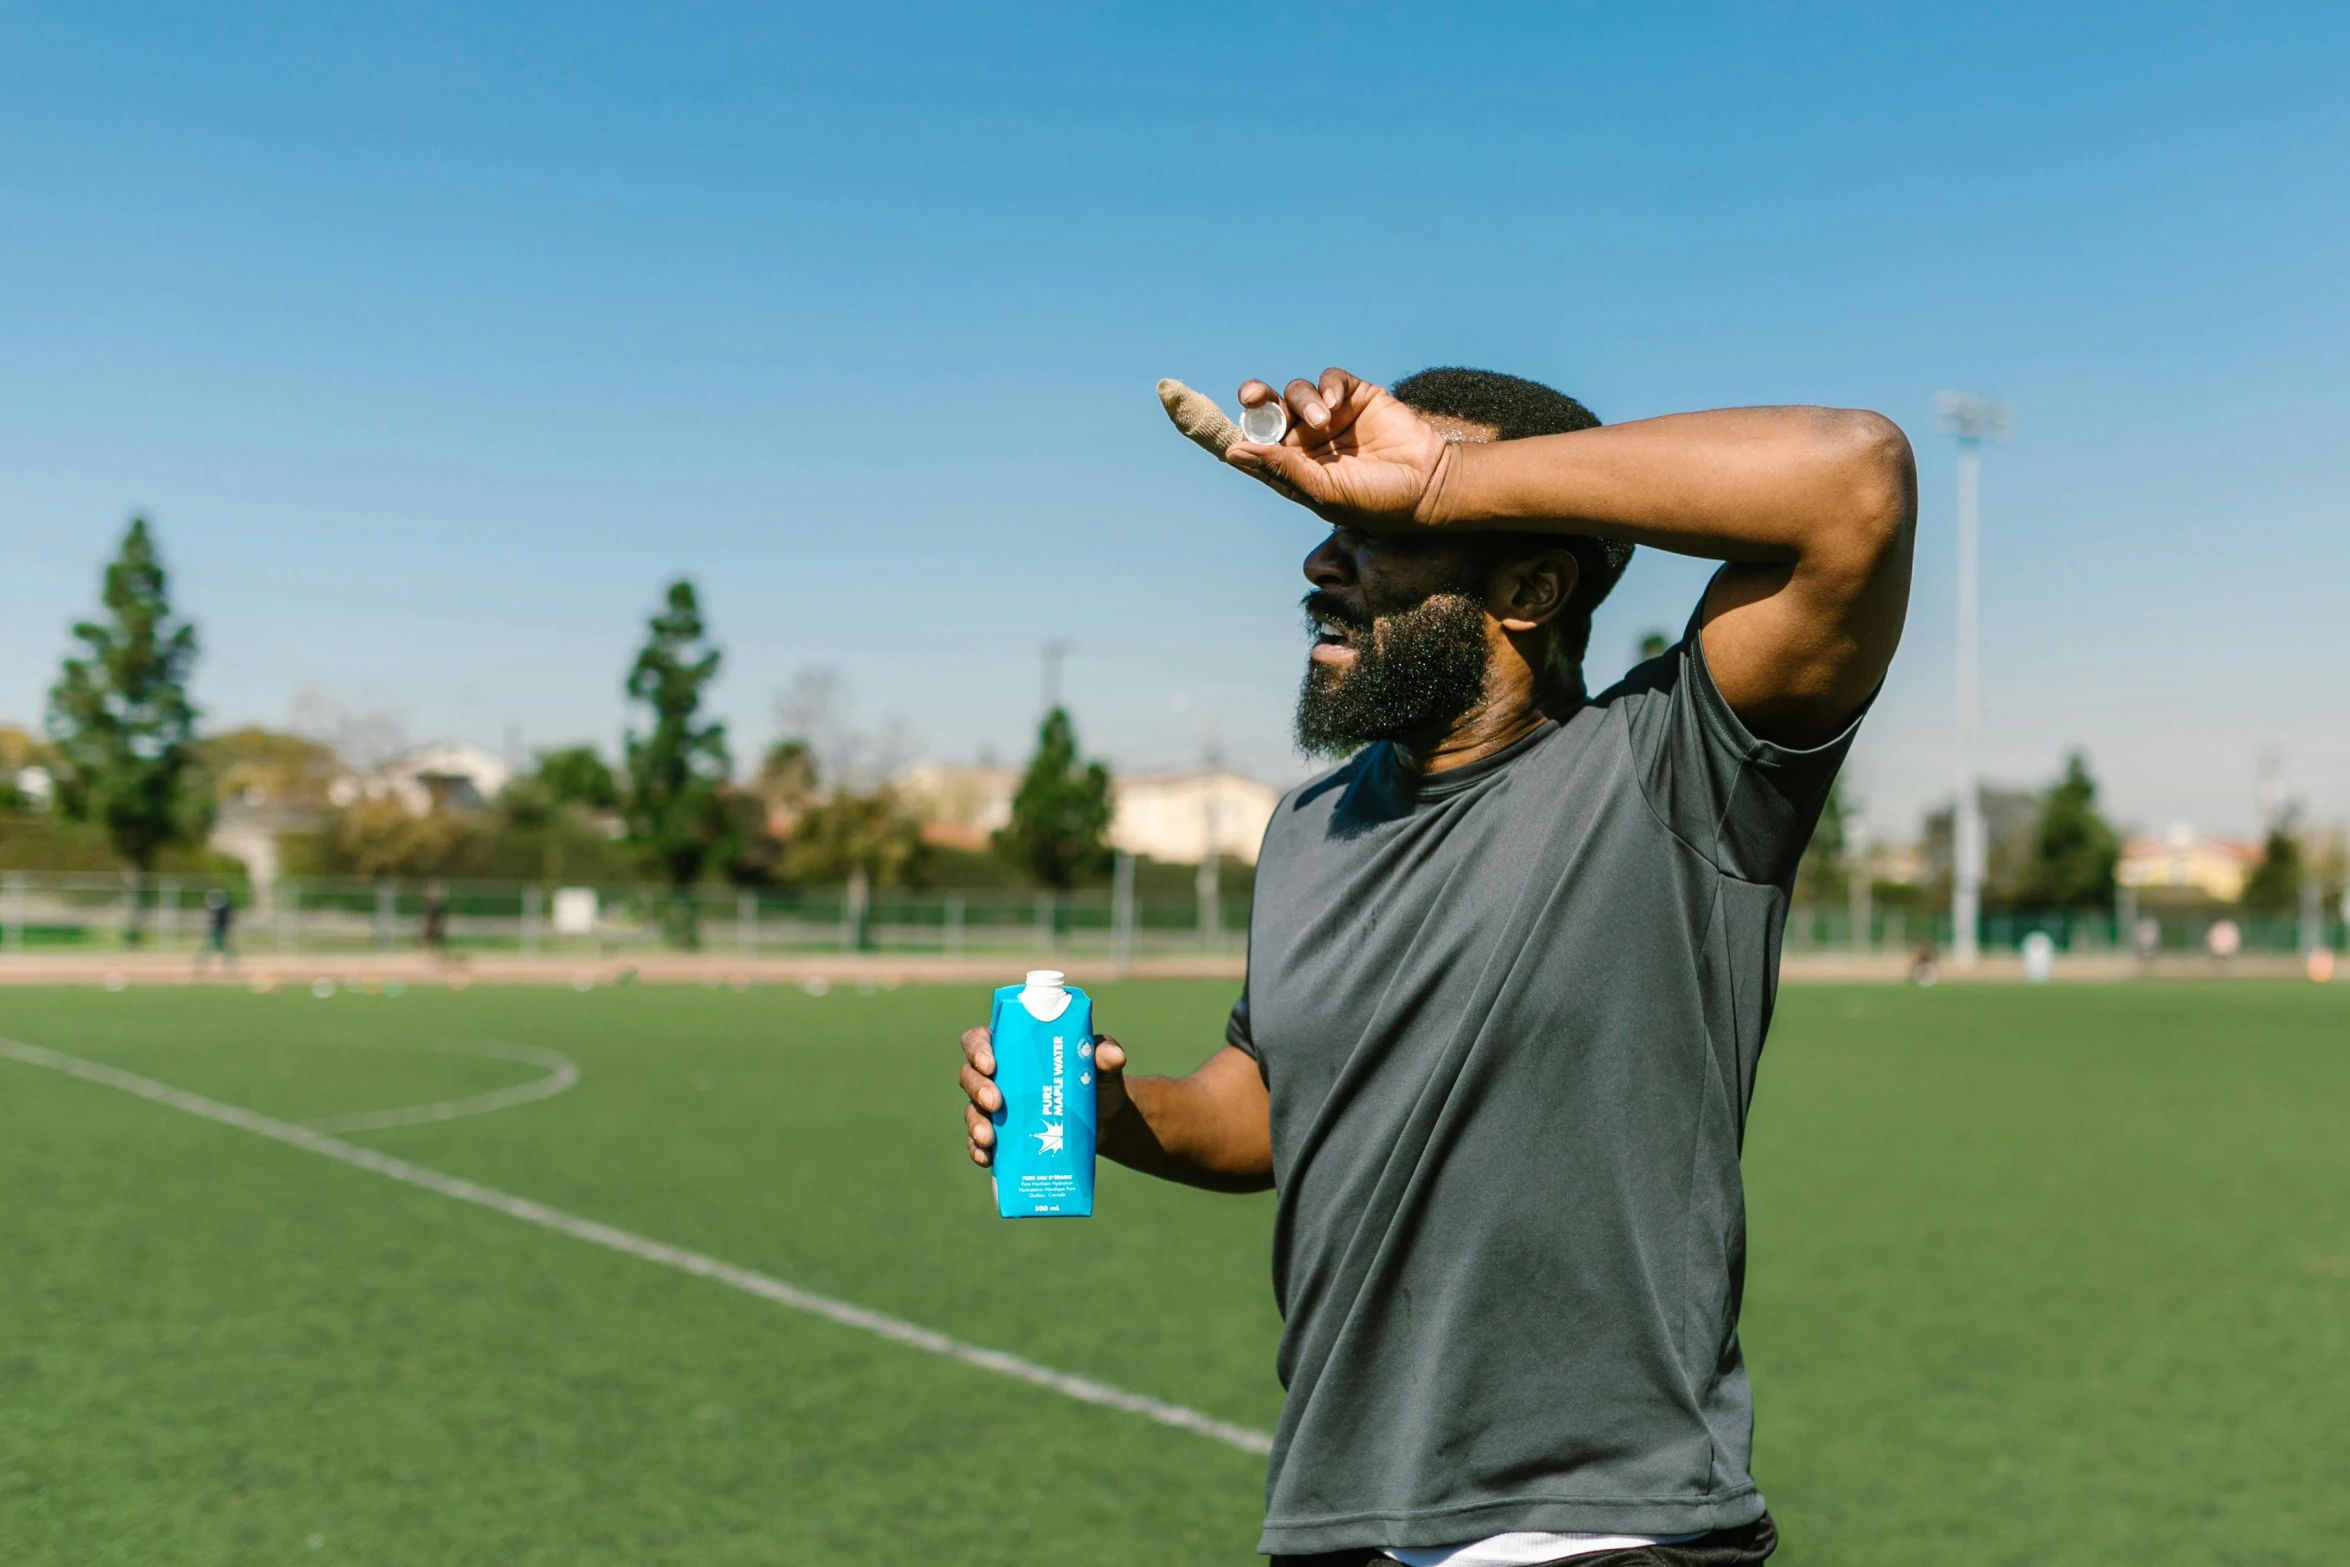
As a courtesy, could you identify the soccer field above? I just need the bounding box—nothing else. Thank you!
[1,980,2344,1566]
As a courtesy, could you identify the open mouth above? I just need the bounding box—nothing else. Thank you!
[1303,592,1371,667]
[1309,621,1361,665]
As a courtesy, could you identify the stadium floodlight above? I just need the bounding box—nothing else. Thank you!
[1936,392,2011,968]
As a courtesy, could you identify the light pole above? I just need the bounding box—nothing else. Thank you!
[1040,639,1070,714]
[1936,392,2011,967]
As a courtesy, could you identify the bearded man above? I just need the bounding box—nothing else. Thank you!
[959,365,1914,1566]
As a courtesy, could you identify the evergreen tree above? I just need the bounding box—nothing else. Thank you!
[757,738,820,819]
[620,581,732,945]
[2016,751,2120,909]
[783,787,931,888]
[46,517,211,937]
[2241,811,2304,913]
[1795,780,1850,905]
[994,706,1113,890]
[534,745,621,811]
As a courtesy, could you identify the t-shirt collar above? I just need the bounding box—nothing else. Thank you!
[1385,720,1559,801]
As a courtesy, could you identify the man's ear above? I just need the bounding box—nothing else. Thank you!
[1488,549,1580,632]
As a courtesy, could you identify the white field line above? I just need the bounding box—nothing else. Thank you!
[301,1039,581,1133]
[0,1036,1273,1458]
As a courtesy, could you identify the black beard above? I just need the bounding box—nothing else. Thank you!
[1294,589,1491,758]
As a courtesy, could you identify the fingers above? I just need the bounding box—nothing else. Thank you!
[960,1060,1002,1115]
[1233,369,1369,440]
[960,1025,1000,1167]
[1284,378,1332,434]
[960,1025,994,1078]
[1090,1033,1132,1126]
[1224,438,1333,509]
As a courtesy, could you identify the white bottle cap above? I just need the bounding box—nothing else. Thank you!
[1017,969,1072,1021]
[1238,400,1288,444]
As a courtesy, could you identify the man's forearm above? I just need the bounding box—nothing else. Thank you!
[1099,1063,1273,1194]
[1418,405,1911,569]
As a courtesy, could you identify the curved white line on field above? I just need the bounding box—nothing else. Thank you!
[301,1039,581,1134]
[0,1036,1273,1456]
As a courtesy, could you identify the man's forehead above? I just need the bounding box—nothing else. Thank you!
[1327,524,1476,566]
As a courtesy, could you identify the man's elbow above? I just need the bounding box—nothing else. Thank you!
[1819,409,1916,569]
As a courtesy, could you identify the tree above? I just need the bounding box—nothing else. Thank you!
[1795,780,1850,905]
[783,787,930,887]
[1923,784,2042,906]
[621,581,732,945]
[993,706,1113,890]
[534,745,621,812]
[46,517,212,935]
[758,739,820,817]
[0,725,55,813]
[200,726,344,808]
[2015,751,2120,909]
[2241,810,2304,913]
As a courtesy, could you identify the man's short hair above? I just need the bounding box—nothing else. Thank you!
[1390,367,1634,694]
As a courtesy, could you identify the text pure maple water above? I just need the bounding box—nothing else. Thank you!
[989,970,1097,1218]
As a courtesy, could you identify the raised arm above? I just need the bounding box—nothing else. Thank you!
[1227,371,1917,746]
[962,1032,1272,1194]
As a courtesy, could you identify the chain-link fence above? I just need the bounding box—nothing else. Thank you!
[6,869,2340,963]
[0,870,1250,960]
[1783,902,2346,955]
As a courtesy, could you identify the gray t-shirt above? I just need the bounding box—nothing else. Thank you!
[1230,624,1862,1556]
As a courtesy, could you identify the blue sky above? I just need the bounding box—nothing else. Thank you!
[3,3,2344,840]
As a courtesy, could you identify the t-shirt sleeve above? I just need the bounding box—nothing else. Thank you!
[1613,609,1871,886]
[1225,980,1256,1058]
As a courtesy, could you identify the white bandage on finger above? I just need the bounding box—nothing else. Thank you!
[1155,378,1310,505]
[1157,378,1241,457]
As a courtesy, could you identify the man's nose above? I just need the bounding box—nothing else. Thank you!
[1302,532,1354,590]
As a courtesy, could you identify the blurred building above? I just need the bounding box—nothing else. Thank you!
[893,761,1281,864]
[2118,823,2261,904]
[329,742,512,816]
[1109,768,1280,864]
[892,762,1019,852]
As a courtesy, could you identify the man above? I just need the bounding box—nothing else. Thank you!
[193,887,234,974]
[959,366,1914,1564]
[421,879,448,957]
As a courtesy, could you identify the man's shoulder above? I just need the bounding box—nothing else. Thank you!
[1587,644,1686,711]
[1255,749,1394,861]
[1276,748,1380,820]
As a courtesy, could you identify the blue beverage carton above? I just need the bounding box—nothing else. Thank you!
[989,969,1097,1218]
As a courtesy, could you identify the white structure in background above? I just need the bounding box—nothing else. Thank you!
[2117,822,2262,904]
[208,805,297,900]
[2020,930,2055,983]
[12,766,54,809]
[1109,768,1280,865]
[550,887,599,935]
[329,742,512,815]
[893,762,1282,865]
[892,763,1020,852]
[1936,390,2011,968]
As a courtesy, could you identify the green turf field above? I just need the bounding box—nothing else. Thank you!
[1,980,2344,1565]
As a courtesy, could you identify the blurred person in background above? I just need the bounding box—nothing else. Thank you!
[421,880,449,957]
[962,365,1913,1565]
[193,887,234,974]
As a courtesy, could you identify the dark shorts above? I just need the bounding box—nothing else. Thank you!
[1273,1512,1777,1567]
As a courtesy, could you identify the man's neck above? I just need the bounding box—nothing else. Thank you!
[1394,695,1565,775]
